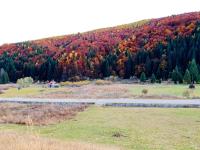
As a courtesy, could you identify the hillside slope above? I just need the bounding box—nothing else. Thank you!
[0,12,200,82]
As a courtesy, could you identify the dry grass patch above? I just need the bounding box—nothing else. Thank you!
[94,80,112,85]
[0,84,16,95]
[0,132,119,150]
[60,80,91,87]
[0,103,88,125]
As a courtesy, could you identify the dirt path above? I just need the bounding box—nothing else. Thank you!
[0,98,200,108]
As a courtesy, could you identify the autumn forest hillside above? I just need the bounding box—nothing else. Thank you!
[0,12,200,82]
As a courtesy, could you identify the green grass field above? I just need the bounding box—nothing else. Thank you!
[130,84,200,99]
[1,107,200,150]
[0,86,65,98]
[1,83,200,99]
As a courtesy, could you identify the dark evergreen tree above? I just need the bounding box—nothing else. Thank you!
[150,73,156,83]
[101,58,110,77]
[140,72,146,83]
[156,67,162,80]
[183,69,191,84]
[0,52,17,82]
[145,55,151,77]
[172,69,178,84]
[172,66,182,84]
[124,51,134,78]
[189,59,199,83]
[0,68,9,84]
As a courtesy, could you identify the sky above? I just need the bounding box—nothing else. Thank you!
[0,0,199,45]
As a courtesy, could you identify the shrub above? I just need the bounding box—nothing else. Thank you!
[68,76,81,82]
[104,76,119,81]
[142,89,148,95]
[157,79,162,84]
[189,84,195,89]
[182,90,190,98]
[95,80,112,85]
[60,80,90,87]
[17,77,33,88]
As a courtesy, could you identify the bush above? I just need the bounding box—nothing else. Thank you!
[104,76,119,81]
[94,80,112,85]
[17,77,33,88]
[68,76,81,82]
[142,89,148,95]
[182,90,190,98]
[189,84,195,89]
[157,79,162,84]
[60,80,90,87]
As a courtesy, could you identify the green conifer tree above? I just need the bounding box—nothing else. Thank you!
[140,72,146,83]
[183,69,191,84]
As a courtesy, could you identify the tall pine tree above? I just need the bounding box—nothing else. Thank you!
[189,59,199,84]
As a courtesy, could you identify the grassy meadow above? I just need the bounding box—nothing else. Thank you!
[0,106,200,150]
[1,83,200,99]
[130,84,200,99]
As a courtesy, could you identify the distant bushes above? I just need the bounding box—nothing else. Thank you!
[94,80,112,85]
[142,89,148,95]
[17,77,33,88]
[182,90,190,98]
[60,80,90,87]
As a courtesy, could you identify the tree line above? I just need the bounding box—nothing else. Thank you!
[0,20,200,84]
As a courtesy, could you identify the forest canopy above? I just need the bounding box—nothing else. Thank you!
[0,12,200,83]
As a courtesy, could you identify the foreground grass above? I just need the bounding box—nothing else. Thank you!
[0,107,200,150]
[0,132,118,150]
[130,84,200,98]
